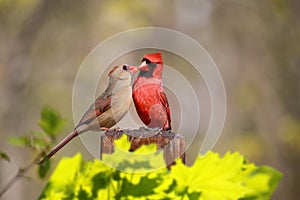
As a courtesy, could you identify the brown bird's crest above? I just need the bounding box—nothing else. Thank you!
[108,66,119,76]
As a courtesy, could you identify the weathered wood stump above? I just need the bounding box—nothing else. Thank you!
[100,128,186,169]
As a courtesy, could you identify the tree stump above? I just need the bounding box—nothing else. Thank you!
[100,128,186,169]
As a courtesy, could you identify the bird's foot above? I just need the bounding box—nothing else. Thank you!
[153,128,163,135]
[113,127,123,132]
[100,127,110,131]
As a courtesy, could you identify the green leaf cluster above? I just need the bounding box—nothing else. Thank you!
[39,136,282,200]
[7,106,66,178]
[38,106,66,138]
[8,106,65,150]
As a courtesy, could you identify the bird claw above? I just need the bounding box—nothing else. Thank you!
[113,127,123,132]
[100,127,110,131]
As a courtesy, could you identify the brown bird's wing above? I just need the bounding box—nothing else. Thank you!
[159,89,172,130]
[77,92,112,127]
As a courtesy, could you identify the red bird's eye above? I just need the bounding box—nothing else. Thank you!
[142,58,151,64]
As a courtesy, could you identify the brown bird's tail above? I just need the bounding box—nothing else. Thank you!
[38,130,78,165]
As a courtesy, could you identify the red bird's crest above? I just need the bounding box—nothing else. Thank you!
[144,52,163,64]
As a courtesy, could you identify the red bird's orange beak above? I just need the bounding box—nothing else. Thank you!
[138,61,149,71]
[128,65,139,74]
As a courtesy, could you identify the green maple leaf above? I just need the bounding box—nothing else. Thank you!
[170,152,248,199]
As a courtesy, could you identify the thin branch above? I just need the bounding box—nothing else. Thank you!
[0,150,47,198]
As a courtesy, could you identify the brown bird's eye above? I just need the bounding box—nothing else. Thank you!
[122,64,129,70]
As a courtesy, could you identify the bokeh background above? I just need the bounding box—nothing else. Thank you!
[0,0,299,199]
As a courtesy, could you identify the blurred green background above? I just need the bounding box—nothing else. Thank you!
[0,0,299,199]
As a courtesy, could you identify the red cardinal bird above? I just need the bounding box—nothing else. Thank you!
[132,53,171,131]
[39,64,137,164]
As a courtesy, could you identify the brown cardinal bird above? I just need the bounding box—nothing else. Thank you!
[39,64,138,164]
[132,53,171,131]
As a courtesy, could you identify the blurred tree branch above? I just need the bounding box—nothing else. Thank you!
[3,0,60,132]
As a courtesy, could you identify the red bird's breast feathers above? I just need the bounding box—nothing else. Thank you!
[132,81,171,130]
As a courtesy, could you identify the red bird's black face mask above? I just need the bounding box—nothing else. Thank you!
[139,58,157,78]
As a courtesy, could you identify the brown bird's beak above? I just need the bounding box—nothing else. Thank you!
[128,65,139,74]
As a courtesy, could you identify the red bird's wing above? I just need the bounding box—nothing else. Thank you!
[159,89,172,129]
[77,93,112,127]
